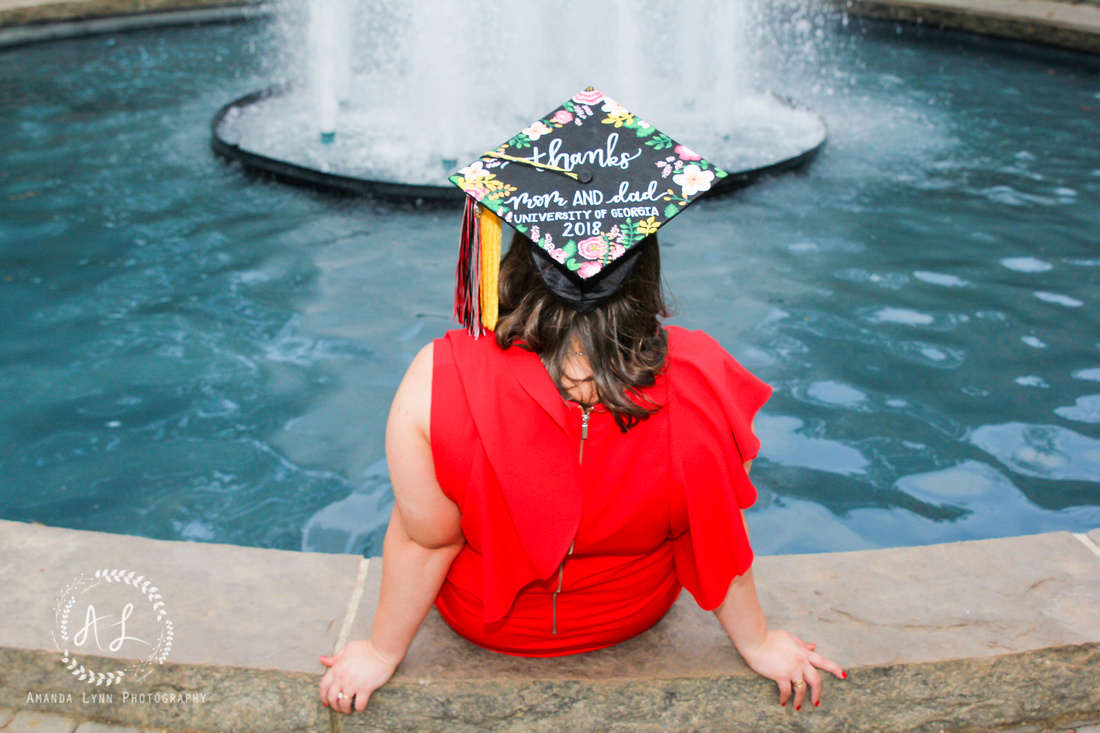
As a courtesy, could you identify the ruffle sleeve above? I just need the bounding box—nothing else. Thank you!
[665,326,772,611]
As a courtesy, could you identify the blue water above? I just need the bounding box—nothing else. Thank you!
[1,16,1099,556]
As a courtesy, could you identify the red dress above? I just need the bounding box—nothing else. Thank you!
[430,325,771,657]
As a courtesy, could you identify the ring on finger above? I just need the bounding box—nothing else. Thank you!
[337,692,344,700]
[792,680,805,690]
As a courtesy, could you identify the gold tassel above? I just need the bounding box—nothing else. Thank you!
[479,207,502,332]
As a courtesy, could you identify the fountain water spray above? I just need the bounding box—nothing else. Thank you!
[307,0,353,144]
[213,0,826,200]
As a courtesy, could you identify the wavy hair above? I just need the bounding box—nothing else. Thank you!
[494,231,670,432]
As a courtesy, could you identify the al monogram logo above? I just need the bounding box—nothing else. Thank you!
[51,569,174,685]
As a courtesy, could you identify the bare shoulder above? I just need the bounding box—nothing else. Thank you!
[385,341,462,548]
[390,342,433,442]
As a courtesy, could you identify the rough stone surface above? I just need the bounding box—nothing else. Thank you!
[1,647,323,733]
[841,0,1100,53]
[339,645,1100,733]
[0,708,14,727]
[5,709,77,733]
[73,722,147,733]
[1088,527,1100,550]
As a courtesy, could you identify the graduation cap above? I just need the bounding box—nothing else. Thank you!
[450,87,729,335]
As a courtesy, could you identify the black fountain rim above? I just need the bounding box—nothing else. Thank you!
[211,84,828,205]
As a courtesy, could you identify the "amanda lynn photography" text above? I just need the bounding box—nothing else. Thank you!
[26,690,209,705]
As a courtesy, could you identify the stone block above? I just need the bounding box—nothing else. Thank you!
[6,709,77,733]
[4,520,1100,732]
[0,519,357,732]
[840,0,1100,54]
[0,0,258,28]
[337,532,1100,732]
[0,519,360,673]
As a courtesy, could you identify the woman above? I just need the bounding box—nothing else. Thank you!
[319,89,845,716]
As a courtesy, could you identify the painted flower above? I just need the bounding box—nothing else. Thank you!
[675,144,702,161]
[577,234,609,260]
[573,88,604,105]
[672,164,715,197]
[460,160,491,181]
[609,243,625,259]
[601,98,629,117]
[577,261,602,279]
[547,246,568,264]
[552,110,574,125]
[523,121,553,141]
[463,183,489,201]
[530,226,540,243]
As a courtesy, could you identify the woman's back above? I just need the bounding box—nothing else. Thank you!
[430,326,766,656]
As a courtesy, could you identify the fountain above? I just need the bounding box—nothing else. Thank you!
[211,0,828,200]
[1,3,1099,558]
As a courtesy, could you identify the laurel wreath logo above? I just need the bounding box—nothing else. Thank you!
[51,569,173,685]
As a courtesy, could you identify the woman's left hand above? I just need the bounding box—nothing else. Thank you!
[737,629,846,710]
[318,639,400,715]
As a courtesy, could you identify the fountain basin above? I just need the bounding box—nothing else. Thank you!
[211,84,828,202]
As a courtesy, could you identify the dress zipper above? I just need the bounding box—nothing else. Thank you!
[552,404,593,635]
[578,404,592,465]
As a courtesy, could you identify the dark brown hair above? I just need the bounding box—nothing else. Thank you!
[494,231,670,432]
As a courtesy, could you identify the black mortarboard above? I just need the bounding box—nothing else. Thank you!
[450,87,728,334]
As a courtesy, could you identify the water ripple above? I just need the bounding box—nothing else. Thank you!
[1054,395,1100,424]
[967,422,1100,482]
[1001,257,1053,273]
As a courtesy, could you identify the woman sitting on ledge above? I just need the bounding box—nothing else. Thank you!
[318,89,845,716]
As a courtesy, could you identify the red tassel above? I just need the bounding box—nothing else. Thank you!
[455,197,484,336]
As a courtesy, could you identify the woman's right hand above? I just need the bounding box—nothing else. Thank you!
[319,639,401,714]
[737,629,846,710]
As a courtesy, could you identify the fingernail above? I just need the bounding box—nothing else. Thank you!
[795,705,801,711]
[814,700,819,707]
[781,701,786,707]
[841,671,848,679]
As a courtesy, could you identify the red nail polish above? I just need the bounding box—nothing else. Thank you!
[841,671,848,679]
[795,705,801,711]
[781,701,786,707]
[814,700,819,707]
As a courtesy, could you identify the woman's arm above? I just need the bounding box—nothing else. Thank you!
[713,462,846,710]
[319,343,465,714]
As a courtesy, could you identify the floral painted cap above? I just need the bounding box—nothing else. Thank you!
[450,87,728,333]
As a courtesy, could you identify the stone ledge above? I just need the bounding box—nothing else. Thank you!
[838,0,1100,53]
[0,0,261,28]
[1,519,1099,732]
